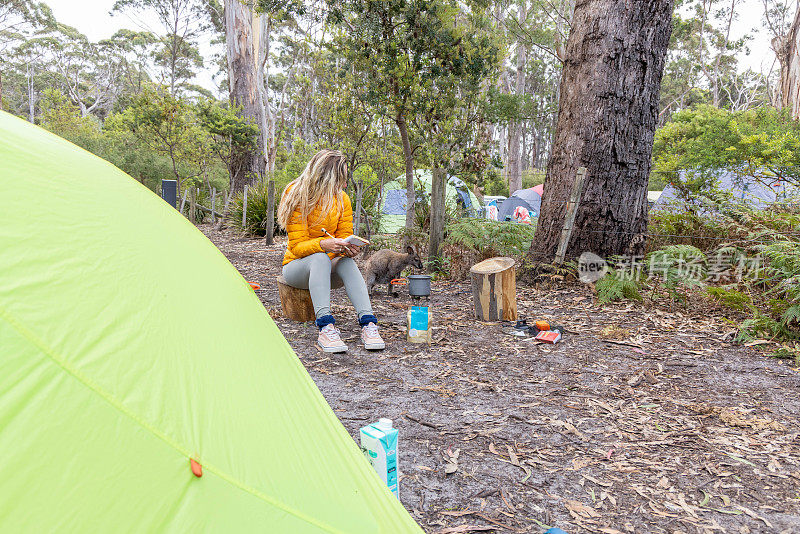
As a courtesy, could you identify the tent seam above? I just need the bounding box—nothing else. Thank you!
[0,307,346,534]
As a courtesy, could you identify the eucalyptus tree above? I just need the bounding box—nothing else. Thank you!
[112,0,212,95]
[329,0,501,234]
[530,0,676,262]
[0,0,53,109]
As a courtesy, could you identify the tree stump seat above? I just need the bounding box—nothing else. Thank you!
[276,275,316,322]
[469,257,517,322]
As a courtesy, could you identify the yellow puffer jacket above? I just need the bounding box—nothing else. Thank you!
[282,192,353,266]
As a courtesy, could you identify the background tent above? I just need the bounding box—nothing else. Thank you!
[497,187,542,222]
[378,170,481,233]
[652,169,800,212]
[0,111,421,533]
[532,184,544,196]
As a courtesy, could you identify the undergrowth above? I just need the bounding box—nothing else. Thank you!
[442,219,536,278]
[228,180,278,237]
[596,195,800,363]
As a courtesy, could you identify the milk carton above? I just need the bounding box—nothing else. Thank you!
[359,418,399,499]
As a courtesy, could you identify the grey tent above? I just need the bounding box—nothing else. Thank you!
[652,169,800,212]
[498,188,542,221]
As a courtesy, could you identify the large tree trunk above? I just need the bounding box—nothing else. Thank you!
[529,0,675,262]
[505,0,527,195]
[428,165,447,265]
[225,0,265,193]
[779,8,800,118]
[396,114,415,233]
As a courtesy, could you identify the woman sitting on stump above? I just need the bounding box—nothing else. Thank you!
[277,149,384,353]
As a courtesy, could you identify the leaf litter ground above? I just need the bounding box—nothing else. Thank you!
[203,225,800,534]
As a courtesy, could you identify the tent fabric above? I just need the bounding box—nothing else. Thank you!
[532,184,544,196]
[497,188,542,221]
[378,170,481,233]
[652,169,800,212]
[0,111,421,533]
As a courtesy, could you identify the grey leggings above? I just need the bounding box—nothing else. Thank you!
[282,253,374,320]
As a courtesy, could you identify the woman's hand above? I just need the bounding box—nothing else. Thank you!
[320,238,349,254]
[342,244,359,257]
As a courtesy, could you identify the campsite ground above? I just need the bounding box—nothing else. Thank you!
[202,224,800,534]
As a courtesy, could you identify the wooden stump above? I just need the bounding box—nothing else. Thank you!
[470,257,517,322]
[277,275,316,322]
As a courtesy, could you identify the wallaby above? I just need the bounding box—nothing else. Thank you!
[363,246,424,295]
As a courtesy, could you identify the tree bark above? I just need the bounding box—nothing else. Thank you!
[428,166,447,265]
[224,0,265,193]
[505,0,527,194]
[265,179,275,245]
[529,0,675,262]
[396,114,415,233]
[779,7,800,118]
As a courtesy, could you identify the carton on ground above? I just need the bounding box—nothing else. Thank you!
[359,418,399,499]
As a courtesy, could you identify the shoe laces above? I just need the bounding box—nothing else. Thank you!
[321,324,342,340]
[363,322,379,336]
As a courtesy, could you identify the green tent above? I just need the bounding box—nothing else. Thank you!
[0,111,421,533]
[378,170,482,233]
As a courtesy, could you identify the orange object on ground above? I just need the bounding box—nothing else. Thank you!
[535,330,561,344]
[190,458,202,477]
[535,320,550,331]
[248,282,261,291]
[390,278,407,286]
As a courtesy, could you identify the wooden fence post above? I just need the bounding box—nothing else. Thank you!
[211,188,216,224]
[242,184,248,230]
[265,180,275,245]
[217,189,232,230]
[354,179,363,235]
[179,189,188,216]
[189,187,198,224]
[555,166,588,264]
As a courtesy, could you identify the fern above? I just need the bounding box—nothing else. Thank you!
[706,286,753,311]
[596,270,643,303]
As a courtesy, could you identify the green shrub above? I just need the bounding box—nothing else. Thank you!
[444,219,535,258]
[705,286,752,311]
[596,271,643,303]
[441,219,535,278]
[228,180,276,236]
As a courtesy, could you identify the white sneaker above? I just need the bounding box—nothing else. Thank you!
[317,324,347,353]
[361,322,385,350]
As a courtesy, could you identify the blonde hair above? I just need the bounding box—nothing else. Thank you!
[277,149,348,230]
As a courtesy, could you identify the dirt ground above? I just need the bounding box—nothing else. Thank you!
[201,224,800,534]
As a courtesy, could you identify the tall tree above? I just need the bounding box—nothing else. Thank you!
[224,0,264,191]
[0,0,52,110]
[112,0,209,95]
[505,0,527,194]
[779,4,800,117]
[529,0,676,262]
[330,0,500,236]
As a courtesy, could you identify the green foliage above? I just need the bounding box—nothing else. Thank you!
[645,192,800,347]
[652,105,800,193]
[228,180,276,237]
[444,219,536,258]
[38,89,105,152]
[705,286,752,311]
[441,219,535,278]
[481,167,509,197]
[107,85,213,190]
[771,346,800,365]
[647,208,730,251]
[596,272,643,303]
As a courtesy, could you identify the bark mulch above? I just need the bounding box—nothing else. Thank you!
[201,224,800,534]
